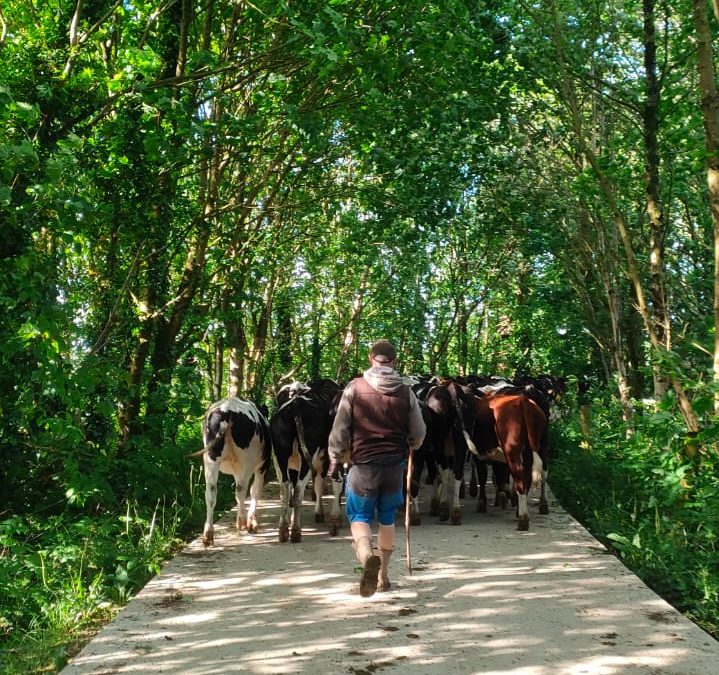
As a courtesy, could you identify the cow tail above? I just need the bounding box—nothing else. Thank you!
[450,385,478,456]
[294,414,312,464]
[521,397,543,491]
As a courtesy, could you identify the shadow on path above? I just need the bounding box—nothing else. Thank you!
[62,481,719,675]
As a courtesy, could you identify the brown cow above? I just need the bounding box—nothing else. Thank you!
[473,393,547,530]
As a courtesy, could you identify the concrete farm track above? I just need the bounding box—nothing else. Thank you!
[62,480,719,675]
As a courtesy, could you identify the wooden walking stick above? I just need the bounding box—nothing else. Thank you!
[404,445,414,575]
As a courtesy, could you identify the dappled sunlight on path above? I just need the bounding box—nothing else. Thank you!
[62,481,719,674]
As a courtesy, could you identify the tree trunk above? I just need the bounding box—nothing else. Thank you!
[246,271,279,396]
[549,0,699,432]
[118,0,188,449]
[596,211,634,422]
[455,233,469,376]
[117,242,161,452]
[605,279,634,424]
[693,0,719,414]
[275,290,294,374]
[643,0,670,398]
[227,319,247,398]
[213,335,224,401]
[336,266,370,382]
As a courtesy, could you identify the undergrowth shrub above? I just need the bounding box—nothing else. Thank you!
[551,392,719,638]
[0,497,199,673]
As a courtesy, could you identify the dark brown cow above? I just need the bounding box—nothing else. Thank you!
[473,393,547,530]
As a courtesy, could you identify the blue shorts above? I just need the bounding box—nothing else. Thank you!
[345,461,405,526]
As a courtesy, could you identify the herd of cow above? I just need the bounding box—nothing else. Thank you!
[193,373,567,547]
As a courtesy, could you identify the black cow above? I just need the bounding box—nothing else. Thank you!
[197,397,272,547]
[422,378,479,525]
[514,372,567,416]
[270,380,342,542]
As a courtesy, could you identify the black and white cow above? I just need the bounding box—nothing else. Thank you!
[422,378,479,525]
[198,397,272,547]
[270,380,342,542]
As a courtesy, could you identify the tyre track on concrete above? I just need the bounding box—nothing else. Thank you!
[62,481,719,675]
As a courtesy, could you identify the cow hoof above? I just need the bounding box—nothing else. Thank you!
[290,528,302,543]
[410,514,421,526]
[476,500,487,513]
[469,481,478,498]
[202,535,213,547]
[278,525,290,543]
[517,517,529,531]
[498,492,508,510]
[511,493,518,507]
[451,509,461,525]
[539,501,549,515]
[439,505,450,522]
[459,481,466,499]
[429,499,440,517]
[314,513,325,524]
[247,521,259,534]
[329,523,339,536]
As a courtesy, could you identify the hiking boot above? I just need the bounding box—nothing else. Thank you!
[359,553,381,597]
[377,548,392,592]
[354,535,380,597]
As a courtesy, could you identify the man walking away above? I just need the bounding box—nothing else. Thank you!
[328,340,426,597]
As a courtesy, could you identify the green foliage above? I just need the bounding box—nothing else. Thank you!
[0,499,199,673]
[2,0,719,669]
[551,396,719,638]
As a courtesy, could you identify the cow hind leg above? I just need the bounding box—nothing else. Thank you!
[450,475,462,525]
[438,468,451,521]
[313,468,325,524]
[291,471,312,543]
[469,459,478,498]
[539,462,549,514]
[329,476,344,536]
[245,469,265,534]
[233,477,250,533]
[497,483,512,509]
[477,482,487,513]
[475,459,488,513]
[290,484,302,542]
[277,480,292,543]
[516,492,530,530]
[202,458,220,547]
[429,475,441,517]
[492,462,511,509]
[409,493,422,526]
